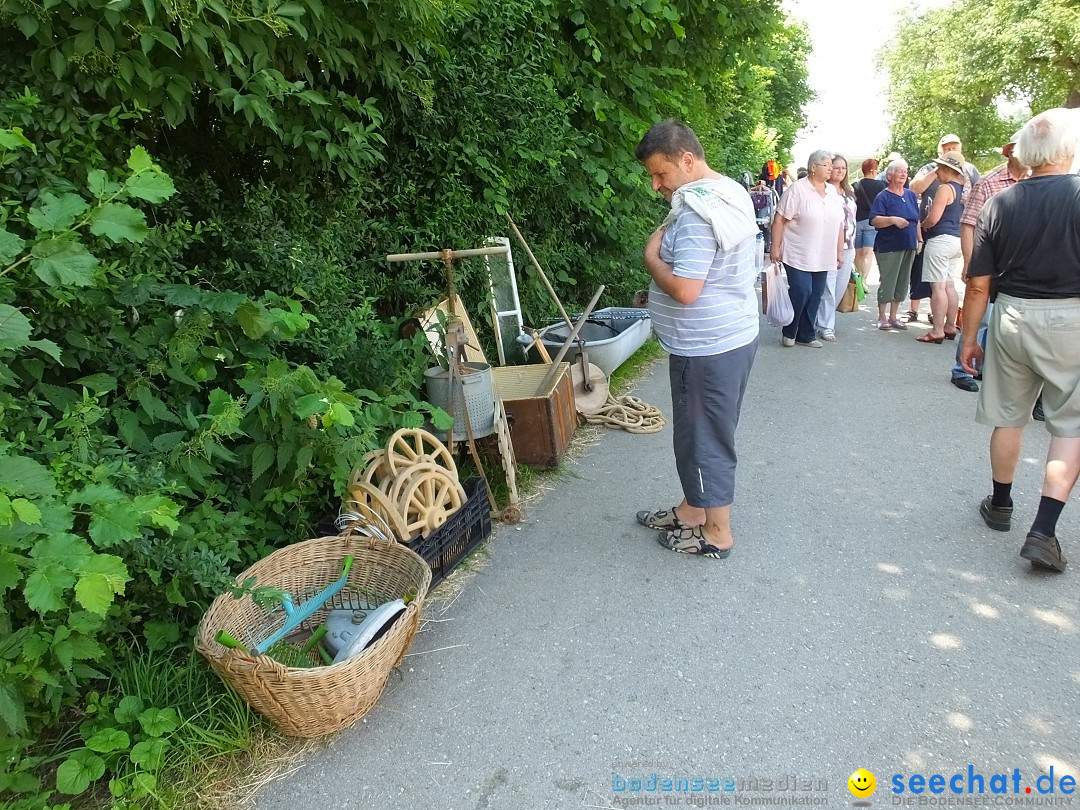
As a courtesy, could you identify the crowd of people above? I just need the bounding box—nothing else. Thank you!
[633,111,1080,575]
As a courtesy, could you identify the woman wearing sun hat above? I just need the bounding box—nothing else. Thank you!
[915,150,966,343]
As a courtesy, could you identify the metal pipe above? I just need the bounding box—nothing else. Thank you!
[386,245,510,264]
[505,214,574,330]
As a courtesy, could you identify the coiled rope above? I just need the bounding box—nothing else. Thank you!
[582,394,665,434]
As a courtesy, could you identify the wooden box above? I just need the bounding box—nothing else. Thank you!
[491,363,577,469]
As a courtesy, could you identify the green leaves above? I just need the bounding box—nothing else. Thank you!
[23,563,76,614]
[0,305,32,351]
[144,620,181,651]
[137,707,180,738]
[56,750,106,795]
[30,237,99,287]
[74,554,129,615]
[0,681,27,734]
[86,727,130,753]
[88,503,142,547]
[0,227,26,265]
[114,695,144,724]
[129,737,169,771]
[0,454,57,498]
[27,192,89,233]
[126,146,154,173]
[88,203,148,243]
[125,169,177,204]
[0,126,34,151]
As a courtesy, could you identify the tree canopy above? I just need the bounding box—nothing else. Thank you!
[880,0,1080,167]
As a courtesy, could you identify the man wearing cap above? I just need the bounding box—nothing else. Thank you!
[961,108,1080,573]
[905,136,981,323]
[911,134,981,194]
[949,131,1028,392]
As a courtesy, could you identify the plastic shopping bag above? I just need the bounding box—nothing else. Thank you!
[764,263,794,328]
[853,270,866,302]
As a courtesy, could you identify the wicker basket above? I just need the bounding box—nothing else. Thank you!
[195,533,432,738]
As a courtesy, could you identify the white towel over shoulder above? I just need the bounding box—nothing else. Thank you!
[661,177,758,251]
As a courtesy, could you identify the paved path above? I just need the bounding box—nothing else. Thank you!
[258,302,1079,809]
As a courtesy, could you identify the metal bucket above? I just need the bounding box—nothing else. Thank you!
[424,362,496,440]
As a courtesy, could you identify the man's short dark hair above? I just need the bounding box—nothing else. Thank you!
[635,119,705,162]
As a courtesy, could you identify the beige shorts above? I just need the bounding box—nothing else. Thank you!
[977,295,1080,437]
[921,234,961,283]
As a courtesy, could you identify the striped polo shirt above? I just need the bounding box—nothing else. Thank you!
[649,209,760,357]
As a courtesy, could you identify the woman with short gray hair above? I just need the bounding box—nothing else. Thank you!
[869,159,921,330]
[770,150,846,348]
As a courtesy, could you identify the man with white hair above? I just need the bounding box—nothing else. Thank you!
[961,108,1080,573]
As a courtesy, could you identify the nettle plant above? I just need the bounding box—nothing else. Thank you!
[0,135,183,798]
[0,128,444,801]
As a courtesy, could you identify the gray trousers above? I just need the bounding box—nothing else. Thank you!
[669,339,758,508]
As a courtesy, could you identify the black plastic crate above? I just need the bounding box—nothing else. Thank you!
[411,477,492,589]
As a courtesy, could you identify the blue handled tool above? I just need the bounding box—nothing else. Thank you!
[244,556,354,656]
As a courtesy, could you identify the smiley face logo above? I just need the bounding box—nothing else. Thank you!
[848,768,876,798]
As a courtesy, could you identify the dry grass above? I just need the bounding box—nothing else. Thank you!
[174,726,323,810]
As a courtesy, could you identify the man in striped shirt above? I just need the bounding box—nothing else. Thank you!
[633,120,760,560]
[949,131,1027,393]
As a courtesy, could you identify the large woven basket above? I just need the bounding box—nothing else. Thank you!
[195,533,432,738]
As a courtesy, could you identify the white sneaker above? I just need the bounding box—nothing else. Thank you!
[819,330,837,342]
[797,339,823,348]
[781,336,795,347]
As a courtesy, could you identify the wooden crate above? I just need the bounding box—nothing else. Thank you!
[491,363,577,469]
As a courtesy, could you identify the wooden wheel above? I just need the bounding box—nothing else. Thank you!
[388,463,466,538]
[344,480,408,542]
[385,428,457,479]
[352,449,406,493]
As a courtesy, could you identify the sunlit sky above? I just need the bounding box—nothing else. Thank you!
[785,0,950,169]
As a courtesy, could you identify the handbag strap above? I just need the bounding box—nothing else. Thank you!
[855,180,873,212]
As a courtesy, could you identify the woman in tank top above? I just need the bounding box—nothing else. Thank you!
[916,151,967,343]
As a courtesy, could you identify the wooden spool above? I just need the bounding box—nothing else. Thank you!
[385,428,458,479]
[387,463,466,537]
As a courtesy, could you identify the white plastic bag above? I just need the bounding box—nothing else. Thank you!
[764,263,794,328]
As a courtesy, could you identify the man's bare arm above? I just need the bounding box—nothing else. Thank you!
[960,222,975,280]
[644,229,706,305]
[959,275,991,375]
[909,168,936,195]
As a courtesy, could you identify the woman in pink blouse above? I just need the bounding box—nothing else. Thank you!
[770,150,846,348]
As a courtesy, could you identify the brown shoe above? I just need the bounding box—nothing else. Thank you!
[979,496,1012,532]
[1020,531,1067,572]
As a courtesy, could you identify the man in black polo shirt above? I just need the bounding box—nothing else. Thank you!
[961,108,1080,573]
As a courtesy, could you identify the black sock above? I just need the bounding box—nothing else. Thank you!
[991,480,1013,509]
[1030,496,1066,537]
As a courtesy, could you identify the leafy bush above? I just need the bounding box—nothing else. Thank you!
[0,129,448,803]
